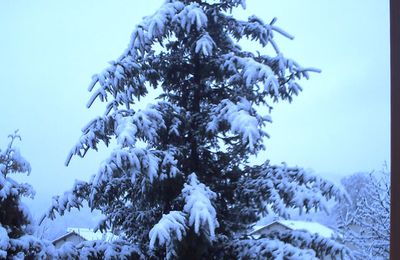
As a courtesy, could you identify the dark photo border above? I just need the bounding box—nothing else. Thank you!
[390,0,399,259]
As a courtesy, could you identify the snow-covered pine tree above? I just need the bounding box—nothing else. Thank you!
[44,0,351,258]
[0,132,55,259]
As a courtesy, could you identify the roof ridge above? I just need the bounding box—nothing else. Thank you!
[51,230,87,244]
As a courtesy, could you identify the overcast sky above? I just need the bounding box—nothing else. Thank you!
[0,0,390,217]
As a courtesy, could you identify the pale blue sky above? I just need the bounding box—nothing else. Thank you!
[0,0,390,217]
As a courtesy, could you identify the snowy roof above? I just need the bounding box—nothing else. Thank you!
[250,220,335,238]
[52,230,86,244]
[67,228,118,242]
[279,220,335,238]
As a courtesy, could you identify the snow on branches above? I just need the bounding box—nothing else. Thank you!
[230,228,352,260]
[182,173,218,239]
[0,132,33,215]
[0,227,8,258]
[41,180,90,222]
[63,239,144,259]
[0,132,31,178]
[238,161,344,219]
[174,3,208,33]
[66,105,166,166]
[94,147,161,191]
[149,211,187,249]
[115,106,165,147]
[0,134,35,240]
[207,97,269,152]
[0,132,57,259]
[195,32,216,56]
[45,0,340,258]
[230,237,317,260]
[338,168,390,259]
[268,230,352,259]
[131,1,185,52]
[221,52,319,102]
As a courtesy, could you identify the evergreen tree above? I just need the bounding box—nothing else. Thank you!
[44,0,351,258]
[0,132,55,259]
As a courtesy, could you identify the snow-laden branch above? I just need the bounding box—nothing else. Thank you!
[268,230,353,259]
[182,173,219,239]
[221,52,320,102]
[237,161,344,218]
[229,237,317,260]
[149,211,187,249]
[57,239,144,259]
[40,180,90,223]
[207,97,269,152]
[195,32,216,56]
[66,104,166,166]
[173,3,208,33]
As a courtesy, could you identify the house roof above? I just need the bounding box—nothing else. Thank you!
[52,230,87,245]
[52,227,118,245]
[67,227,118,241]
[249,220,335,238]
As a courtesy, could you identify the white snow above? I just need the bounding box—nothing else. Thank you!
[115,105,165,148]
[57,242,78,258]
[94,147,161,186]
[0,227,9,258]
[174,3,208,33]
[208,98,265,152]
[195,32,215,56]
[182,173,218,239]
[127,0,186,53]
[233,237,317,260]
[149,211,187,249]
[222,53,279,96]
[160,148,180,179]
